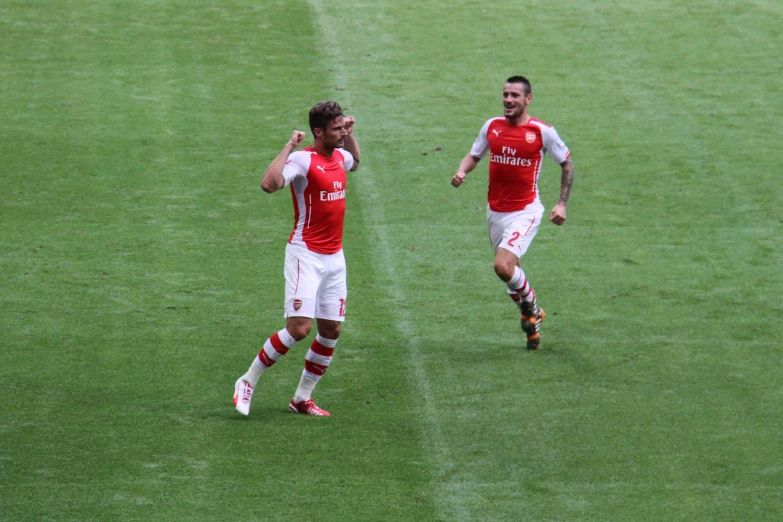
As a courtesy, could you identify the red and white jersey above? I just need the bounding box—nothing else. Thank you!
[282,147,355,254]
[470,117,570,212]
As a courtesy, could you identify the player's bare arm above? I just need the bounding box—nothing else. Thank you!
[341,117,360,171]
[451,154,481,188]
[549,158,574,226]
[261,130,306,193]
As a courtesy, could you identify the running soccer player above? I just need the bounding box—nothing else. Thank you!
[451,76,574,350]
[233,101,360,416]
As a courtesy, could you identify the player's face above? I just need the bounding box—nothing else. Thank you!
[319,116,347,150]
[503,83,532,119]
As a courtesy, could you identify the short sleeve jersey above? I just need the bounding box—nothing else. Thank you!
[282,147,355,254]
[470,117,570,212]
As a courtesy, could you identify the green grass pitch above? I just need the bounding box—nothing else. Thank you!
[1,0,781,520]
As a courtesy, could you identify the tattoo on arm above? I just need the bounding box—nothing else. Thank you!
[558,158,574,204]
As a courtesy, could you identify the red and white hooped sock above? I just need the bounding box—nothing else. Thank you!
[243,328,298,386]
[507,289,524,310]
[293,334,336,402]
[507,266,536,304]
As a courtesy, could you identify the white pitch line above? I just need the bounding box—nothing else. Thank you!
[307,2,469,519]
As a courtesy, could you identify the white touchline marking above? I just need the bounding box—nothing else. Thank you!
[308,2,468,519]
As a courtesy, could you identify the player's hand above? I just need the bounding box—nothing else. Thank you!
[451,172,466,188]
[550,202,567,225]
[343,116,356,134]
[288,130,306,148]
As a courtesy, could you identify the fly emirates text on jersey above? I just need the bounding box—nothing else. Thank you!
[320,181,346,202]
[490,146,533,167]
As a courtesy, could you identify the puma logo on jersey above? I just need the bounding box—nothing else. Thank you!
[492,129,502,137]
[316,165,325,173]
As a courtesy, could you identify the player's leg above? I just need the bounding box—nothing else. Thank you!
[489,208,539,305]
[488,207,546,349]
[234,317,312,415]
[240,317,312,388]
[290,251,346,417]
[234,246,321,416]
[493,246,521,282]
[289,319,339,417]
[495,247,536,306]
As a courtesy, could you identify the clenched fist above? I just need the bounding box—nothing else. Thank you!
[288,130,306,148]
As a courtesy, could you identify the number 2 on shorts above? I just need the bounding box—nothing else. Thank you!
[507,231,521,247]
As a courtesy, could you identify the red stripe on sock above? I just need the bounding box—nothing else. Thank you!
[259,350,274,367]
[310,340,335,357]
[305,360,329,376]
[269,333,289,355]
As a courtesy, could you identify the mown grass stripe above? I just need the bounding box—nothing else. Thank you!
[307,1,470,519]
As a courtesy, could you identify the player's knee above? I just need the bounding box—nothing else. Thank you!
[286,320,312,341]
[493,259,515,282]
[289,326,311,341]
[318,321,341,340]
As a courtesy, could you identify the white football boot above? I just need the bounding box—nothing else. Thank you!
[233,378,254,416]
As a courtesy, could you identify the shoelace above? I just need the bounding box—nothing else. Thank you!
[241,384,253,403]
[302,400,324,414]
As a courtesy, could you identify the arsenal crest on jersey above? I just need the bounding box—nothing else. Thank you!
[339,161,345,170]
[526,132,536,143]
[293,299,302,311]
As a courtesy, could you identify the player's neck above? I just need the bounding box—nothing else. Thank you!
[506,113,531,126]
[312,141,335,157]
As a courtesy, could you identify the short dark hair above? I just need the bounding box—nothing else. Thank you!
[506,76,532,96]
[309,101,344,133]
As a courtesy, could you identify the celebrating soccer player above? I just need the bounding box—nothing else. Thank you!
[451,76,574,350]
[233,101,360,416]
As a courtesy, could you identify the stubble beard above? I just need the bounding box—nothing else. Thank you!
[505,104,526,122]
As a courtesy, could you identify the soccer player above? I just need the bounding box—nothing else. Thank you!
[233,101,360,417]
[451,76,574,350]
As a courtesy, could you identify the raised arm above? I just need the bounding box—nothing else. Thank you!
[549,157,574,225]
[342,116,360,171]
[451,154,481,188]
[260,130,306,193]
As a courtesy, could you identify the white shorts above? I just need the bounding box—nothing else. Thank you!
[284,243,347,321]
[487,202,544,258]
